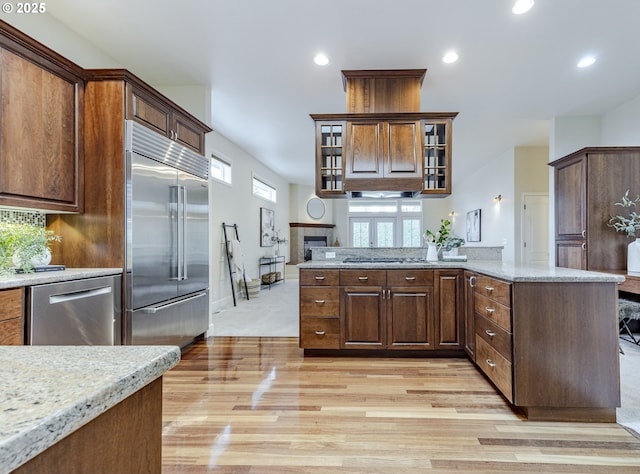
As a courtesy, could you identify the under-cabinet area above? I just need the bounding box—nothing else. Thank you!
[298,261,622,422]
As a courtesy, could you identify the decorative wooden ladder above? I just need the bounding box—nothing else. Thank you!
[222,223,249,306]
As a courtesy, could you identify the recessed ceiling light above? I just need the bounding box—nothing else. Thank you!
[442,51,459,64]
[512,0,534,14]
[314,53,329,66]
[577,56,596,68]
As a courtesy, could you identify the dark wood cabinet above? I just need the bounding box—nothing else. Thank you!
[311,113,456,198]
[551,147,640,271]
[387,270,434,349]
[0,21,84,212]
[434,270,463,349]
[463,271,476,359]
[341,269,386,349]
[299,269,340,349]
[0,288,24,345]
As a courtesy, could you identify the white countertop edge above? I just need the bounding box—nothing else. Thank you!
[0,345,180,472]
[297,260,626,283]
[0,268,123,289]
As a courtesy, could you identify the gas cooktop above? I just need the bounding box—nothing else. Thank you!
[342,257,427,263]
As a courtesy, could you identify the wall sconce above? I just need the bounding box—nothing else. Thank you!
[449,210,456,217]
[493,194,502,203]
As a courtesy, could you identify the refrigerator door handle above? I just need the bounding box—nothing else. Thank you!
[139,292,207,314]
[176,184,185,281]
[181,185,188,280]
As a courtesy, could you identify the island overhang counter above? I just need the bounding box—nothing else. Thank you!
[0,345,180,473]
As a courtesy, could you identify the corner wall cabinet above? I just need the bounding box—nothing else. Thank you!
[311,113,456,198]
[551,147,640,271]
[0,20,84,212]
[259,256,285,288]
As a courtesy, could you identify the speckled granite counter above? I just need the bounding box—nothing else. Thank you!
[0,268,122,290]
[297,259,625,283]
[0,345,180,472]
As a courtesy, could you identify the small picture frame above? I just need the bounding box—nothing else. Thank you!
[260,207,275,247]
[466,209,481,242]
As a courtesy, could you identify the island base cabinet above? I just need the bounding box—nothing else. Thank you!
[0,288,24,345]
[14,378,163,474]
[387,287,434,349]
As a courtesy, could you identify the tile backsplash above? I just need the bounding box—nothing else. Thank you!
[0,210,46,227]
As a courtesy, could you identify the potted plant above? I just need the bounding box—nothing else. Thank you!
[0,222,61,275]
[424,219,465,261]
[608,190,640,276]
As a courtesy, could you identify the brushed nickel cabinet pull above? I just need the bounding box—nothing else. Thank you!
[469,276,476,288]
[405,276,416,281]
[315,299,325,304]
[581,230,586,238]
[485,286,494,292]
[314,275,326,280]
[485,307,495,313]
[581,243,587,250]
[486,359,496,368]
[358,276,369,281]
[485,329,496,337]
[314,330,326,336]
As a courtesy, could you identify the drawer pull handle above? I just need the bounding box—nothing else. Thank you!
[314,276,326,280]
[485,286,494,292]
[485,307,495,313]
[358,276,369,281]
[486,359,496,368]
[405,276,416,281]
[485,329,496,337]
[314,330,326,336]
[469,276,476,288]
[315,299,325,304]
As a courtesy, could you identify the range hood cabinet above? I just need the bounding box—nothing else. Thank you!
[312,69,457,198]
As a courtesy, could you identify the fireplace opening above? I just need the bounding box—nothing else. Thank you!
[304,236,327,261]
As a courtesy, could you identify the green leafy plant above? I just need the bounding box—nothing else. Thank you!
[0,222,61,275]
[424,218,465,251]
[608,190,640,238]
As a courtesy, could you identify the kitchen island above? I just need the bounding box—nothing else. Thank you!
[0,345,180,473]
[299,254,624,422]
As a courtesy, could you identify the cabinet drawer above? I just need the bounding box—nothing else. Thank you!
[0,288,23,323]
[474,292,511,331]
[475,314,512,361]
[386,270,433,287]
[474,275,511,306]
[475,336,513,402]
[300,269,339,286]
[0,317,23,345]
[300,316,340,349]
[300,288,339,316]
[340,269,386,286]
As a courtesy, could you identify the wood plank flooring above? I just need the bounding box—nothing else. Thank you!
[162,337,640,473]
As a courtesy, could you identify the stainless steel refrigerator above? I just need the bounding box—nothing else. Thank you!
[124,120,209,347]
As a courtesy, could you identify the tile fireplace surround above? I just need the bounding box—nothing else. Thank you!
[289,223,335,264]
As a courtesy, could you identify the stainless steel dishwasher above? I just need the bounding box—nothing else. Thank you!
[27,275,122,345]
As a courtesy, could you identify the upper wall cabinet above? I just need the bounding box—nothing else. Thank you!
[0,20,85,212]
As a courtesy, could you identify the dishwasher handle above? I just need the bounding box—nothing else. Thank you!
[140,292,207,314]
[49,286,113,305]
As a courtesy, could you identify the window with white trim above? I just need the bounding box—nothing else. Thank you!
[211,155,232,184]
[252,176,277,202]
[348,199,423,247]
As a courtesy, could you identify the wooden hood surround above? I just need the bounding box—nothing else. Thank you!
[311,69,458,197]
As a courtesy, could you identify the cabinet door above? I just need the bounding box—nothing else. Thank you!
[127,84,171,136]
[556,240,587,270]
[342,286,385,349]
[0,288,24,345]
[173,112,205,154]
[387,286,434,349]
[345,121,381,179]
[435,270,463,349]
[385,120,422,179]
[314,121,345,197]
[463,271,476,359]
[0,48,82,212]
[554,155,586,239]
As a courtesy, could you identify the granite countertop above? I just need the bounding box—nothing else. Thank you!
[0,345,180,472]
[298,259,626,283]
[0,268,122,290]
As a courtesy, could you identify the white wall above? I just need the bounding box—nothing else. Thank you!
[602,93,640,145]
[208,132,290,312]
[289,184,333,225]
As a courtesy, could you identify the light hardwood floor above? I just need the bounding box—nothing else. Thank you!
[162,337,640,473]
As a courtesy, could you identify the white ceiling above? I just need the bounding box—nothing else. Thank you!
[38,0,640,187]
